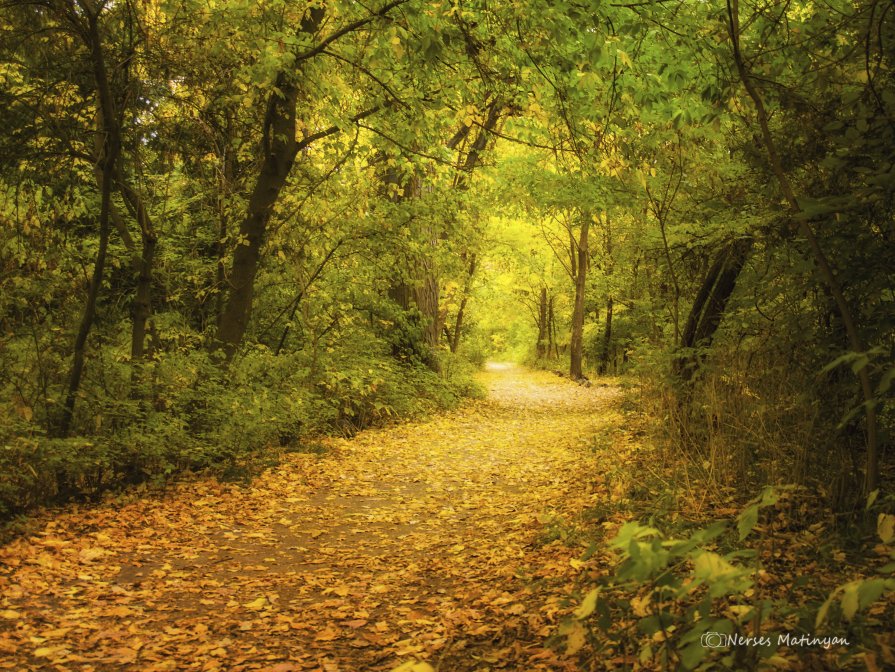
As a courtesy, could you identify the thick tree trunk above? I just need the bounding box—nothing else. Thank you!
[116,179,156,364]
[389,282,411,310]
[569,218,589,379]
[215,77,300,360]
[674,237,753,383]
[215,9,325,362]
[412,225,441,349]
[536,286,548,358]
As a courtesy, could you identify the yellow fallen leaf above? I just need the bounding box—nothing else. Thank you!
[391,661,435,672]
[314,626,341,642]
[0,610,20,619]
[79,547,107,562]
[34,646,67,658]
[563,620,586,655]
[343,619,368,628]
[243,596,268,611]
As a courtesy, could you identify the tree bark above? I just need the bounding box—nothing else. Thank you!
[548,295,557,358]
[598,296,613,375]
[215,7,325,362]
[536,286,548,358]
[569,217,589,379]
[214,76,304,360]
[674,237,753,384]
[116,178,156,364]
[449,253,477,354]
[412,223,441,349]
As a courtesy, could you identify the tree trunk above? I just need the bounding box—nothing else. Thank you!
[412,236,441,348]
[214,76,300,361]
[536,286,548,358]
[450,253,477,354]
[58,10,120,438]
[215,8,325,362]
[598,213,614,375]
[548,295,557,358]
[569,218,589,379]
[674,237,753,383]
[598,296,613,375]
[117,179,156,364]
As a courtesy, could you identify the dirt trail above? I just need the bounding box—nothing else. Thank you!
[0,365,623,672]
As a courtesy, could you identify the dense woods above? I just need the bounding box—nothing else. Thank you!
[1,0,894,668]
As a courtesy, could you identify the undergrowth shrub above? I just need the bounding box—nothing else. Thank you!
[0,332,483,521]
[562,487,895,670]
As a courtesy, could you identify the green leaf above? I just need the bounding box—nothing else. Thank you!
[693,552,737,581]
[737,504,759,541]
[679,642,707,669]
[815,589,837,629]
[574,588,600,619]
[857,578,887,610]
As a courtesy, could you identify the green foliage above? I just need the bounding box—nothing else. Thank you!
[0,328,481,519]
[565,488,895,669]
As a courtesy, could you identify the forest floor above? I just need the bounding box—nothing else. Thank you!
[0,364,630,672]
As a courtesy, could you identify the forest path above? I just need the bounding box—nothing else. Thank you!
[0,365,625,672]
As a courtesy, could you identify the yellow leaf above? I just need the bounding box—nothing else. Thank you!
[574,589,599,619]
[841,582,860,620]
[563,620,587,655]
[390,661,434,672]
[34,646,66,658]
[79,547,107,562]
[878,513,895,544]
[243,596,268,611]
[631,593,651,618]
[0,610,20,619]
[694,552,737,580]
[315,626,341,642]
